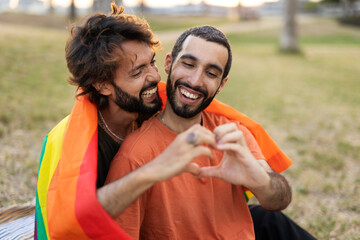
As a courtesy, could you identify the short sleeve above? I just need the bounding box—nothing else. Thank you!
[237,123,265,160]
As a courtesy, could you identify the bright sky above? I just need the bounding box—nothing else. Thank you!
[10,0,279,9]
[124,0,277,8]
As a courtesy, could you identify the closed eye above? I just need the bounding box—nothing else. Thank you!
[182,61,194,68]
[132,71,142,78]
[207,71,218,78]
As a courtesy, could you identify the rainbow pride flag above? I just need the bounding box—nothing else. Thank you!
[35,81,292,239]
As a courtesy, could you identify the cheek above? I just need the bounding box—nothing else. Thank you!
[121,82,143,96]
[206,80,222,96]
[171,67,187,81]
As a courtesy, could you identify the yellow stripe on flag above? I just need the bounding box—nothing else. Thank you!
[37,116,69,239]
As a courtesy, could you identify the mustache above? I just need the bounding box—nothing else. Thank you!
[174,80,208,98]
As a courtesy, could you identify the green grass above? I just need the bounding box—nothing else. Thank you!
[0,24,74,132]
[227,18,360,45]
[222,18,360,239]
[1,15,360,239]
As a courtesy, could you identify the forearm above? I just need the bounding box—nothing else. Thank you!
[97,165,156,219]
[98,125,216,218]
[251,171,292,211]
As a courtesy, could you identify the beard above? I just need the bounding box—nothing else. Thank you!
[113,82,162,115]
[166,69,217,118]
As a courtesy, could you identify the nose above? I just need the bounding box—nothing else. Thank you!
[147,64,161,83]
[188,68,203,88]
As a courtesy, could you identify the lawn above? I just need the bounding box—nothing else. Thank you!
[0,13,359,239]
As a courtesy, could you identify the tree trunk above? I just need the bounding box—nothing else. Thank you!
[92,0,98,12]
[69,0,76,21]
[93,0,122,13]
[280,0,300,52]
[340,0,350,16]
[139,0,145,15]
[341,0,358,17]
[48,0,54,14]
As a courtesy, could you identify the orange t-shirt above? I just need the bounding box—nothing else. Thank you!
[106,111,264,240]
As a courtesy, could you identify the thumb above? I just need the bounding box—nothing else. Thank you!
[197,166,221,178]
[186,162,200,176]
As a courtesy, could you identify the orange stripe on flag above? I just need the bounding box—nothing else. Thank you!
[47,96,97,239]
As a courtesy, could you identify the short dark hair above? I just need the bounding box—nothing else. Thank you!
[66,4,160,110]
[171,25,232,80]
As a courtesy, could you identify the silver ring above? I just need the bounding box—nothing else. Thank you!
[186,132,197,146]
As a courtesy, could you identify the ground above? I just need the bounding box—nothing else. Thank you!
[1,12,359,239]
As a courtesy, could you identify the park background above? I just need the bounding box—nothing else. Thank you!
[0,0,359,239]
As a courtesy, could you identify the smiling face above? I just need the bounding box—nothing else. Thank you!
[100,40,162,115]
[165,36,229,118]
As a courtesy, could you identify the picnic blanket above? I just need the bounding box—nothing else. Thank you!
[35,81,292,239]
[0,201,35,240]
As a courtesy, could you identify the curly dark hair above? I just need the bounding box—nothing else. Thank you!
[65,3,160,110]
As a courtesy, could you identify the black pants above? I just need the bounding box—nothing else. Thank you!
[249,205,317,240]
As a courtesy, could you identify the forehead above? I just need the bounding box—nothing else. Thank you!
[177,36,228,69]
[122,40,153,56]
[117,40,154,66]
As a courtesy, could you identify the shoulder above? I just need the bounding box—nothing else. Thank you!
[120,117,158,154]
[203,111,251,133]
[202,111,232,131]
[116,116,170,165]
[203,112,251,133]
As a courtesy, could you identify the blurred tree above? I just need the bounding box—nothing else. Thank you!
[321,0,339,2]
[93,0,99,11]
[340,0,358,16]
[303,1,319,12]
[280,0,300,53]
[93,0,122,13]
[69,0,76,21]
[48,0,54,14]
[139,0,145,15]
[321,0,359,17]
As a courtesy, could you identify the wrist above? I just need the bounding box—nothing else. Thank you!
[140,159,170,185]
[250,171,271,195]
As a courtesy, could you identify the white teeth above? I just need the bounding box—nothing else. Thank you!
[142,87,157,97]
[180,88,199,100]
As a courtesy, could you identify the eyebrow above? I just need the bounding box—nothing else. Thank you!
[129,53,156,74]
[180,54,197,62]
[180,54,223,74]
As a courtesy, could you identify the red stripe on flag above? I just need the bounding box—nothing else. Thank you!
[75,128,131,239]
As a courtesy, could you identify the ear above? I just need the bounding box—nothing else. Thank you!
[164,53,172,74]
[217,76,228,94]
[92,82,112,96]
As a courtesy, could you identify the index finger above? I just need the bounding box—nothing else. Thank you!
[183,124,216,148]
[213,122,238,143]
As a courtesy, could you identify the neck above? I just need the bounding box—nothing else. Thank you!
[99,102,138,138]
[159,102,202,133]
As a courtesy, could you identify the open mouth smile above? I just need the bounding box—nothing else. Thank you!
[178,85,203,103]
[141,86,158,100]
[142,86,157,97]
[180,88,200,100]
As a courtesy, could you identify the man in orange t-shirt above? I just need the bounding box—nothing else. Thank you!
[108,112,267,239]
[106,26,292,239]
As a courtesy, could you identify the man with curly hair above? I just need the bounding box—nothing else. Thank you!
[35,4,164,239]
